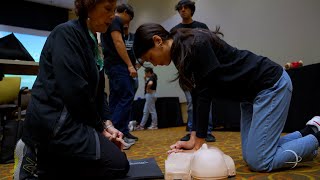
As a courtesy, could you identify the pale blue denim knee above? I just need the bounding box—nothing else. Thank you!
[140,92,158,127]
[240,70,318,172]
[277,132,318,163]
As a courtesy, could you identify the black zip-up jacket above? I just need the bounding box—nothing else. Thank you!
[22,19,111,160]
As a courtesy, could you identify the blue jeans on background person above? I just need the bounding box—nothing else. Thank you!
[106,64,134,135]
[140,92,158,128]
[184,91,213,134]
[130,77,139,123]
[132,77,139,95]
[240,70,318,172]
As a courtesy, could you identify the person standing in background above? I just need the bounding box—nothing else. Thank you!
[171,0,216,142]
[124,23,141,132]
[135,67,158,130]
[100,3,138,149]
[123,23,139,95]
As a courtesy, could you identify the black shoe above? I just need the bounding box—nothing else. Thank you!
[205,134,216,142]
[124,132,138,141]
[180,133,191,141]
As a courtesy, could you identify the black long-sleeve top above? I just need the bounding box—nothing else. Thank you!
[171,29,283,138]
[22,19,111,160]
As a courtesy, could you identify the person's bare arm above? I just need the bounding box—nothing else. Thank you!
[111,31,137,77]
[146,81,153,93]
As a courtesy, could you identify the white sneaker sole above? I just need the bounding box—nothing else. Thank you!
[306,116,320,132]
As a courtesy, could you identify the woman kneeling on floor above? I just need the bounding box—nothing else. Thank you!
[132,23,320,172]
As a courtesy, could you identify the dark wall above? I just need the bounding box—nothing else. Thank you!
[204,63,320,133]
[0,1,69,31]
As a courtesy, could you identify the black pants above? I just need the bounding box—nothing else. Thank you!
[37,133,129,179]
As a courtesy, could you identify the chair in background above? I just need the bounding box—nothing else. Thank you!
[0,76,29,164]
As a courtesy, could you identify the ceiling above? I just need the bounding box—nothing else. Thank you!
[25,0,128,9]
[25,0,74,9]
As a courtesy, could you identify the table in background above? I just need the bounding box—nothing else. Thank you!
[0,59,39,75]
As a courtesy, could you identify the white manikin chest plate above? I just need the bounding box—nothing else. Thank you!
[165,144,236,180]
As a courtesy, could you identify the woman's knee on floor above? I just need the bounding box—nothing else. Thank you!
[103,152,130,177]
[98,134,130,176]
[112,152,129,169]
[246,155,270,172]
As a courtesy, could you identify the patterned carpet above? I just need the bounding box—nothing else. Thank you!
[1,126,320,179]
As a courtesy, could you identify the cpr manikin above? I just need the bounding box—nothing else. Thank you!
[165,144,236,180]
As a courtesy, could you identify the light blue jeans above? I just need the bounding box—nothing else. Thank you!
[184,91,213,134]
[241,70,319,172]
[140,92,158,127]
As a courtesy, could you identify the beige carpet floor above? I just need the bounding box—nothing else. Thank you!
[1,126,320,179]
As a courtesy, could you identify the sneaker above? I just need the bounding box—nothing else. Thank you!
[306,116,320,132]
[124,132,139,141]
[135,125,145,131]
[123,137,135,145]
[14,139,38,179]
[128,120,137,132]
[205,134,216,142]
[123,137,135,150]
[180,133,191,141]
[147,126,158,130]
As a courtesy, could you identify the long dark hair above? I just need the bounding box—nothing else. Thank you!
[171,26,224,90]
[133,23,171,62]
[133,23,223,91]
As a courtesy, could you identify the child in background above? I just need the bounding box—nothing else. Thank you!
[136,67,158,130]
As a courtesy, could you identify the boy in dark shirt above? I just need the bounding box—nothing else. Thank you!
[124,23,139,94]
[101,4,138,147]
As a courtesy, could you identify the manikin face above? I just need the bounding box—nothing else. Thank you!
[140,35,172,66]
[87,0,116,33]
[178,5,193,20]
